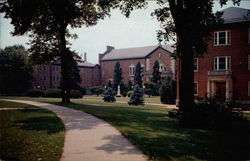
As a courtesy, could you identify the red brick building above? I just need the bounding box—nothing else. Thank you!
[33,54,101,91]
[177,7,250,104]
[99,45,175,85]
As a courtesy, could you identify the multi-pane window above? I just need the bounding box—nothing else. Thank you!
[214,31,231,46]
[159,64,164,72]
[194,58,198,72]
[194,82,198,95]
[129,65,135,76]
[214,56,231,70]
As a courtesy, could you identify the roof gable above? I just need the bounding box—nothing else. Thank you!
[100,44,174,61]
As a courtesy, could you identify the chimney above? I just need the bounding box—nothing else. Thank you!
[106,46,115,53]
[84,52,87,62]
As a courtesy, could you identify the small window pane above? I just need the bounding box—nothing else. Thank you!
[219,32,226,45]
[219,57,226,69]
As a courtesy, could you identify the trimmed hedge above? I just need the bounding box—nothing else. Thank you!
[46,89,62,98]
[27,89,45,97]
[70,90,83,98]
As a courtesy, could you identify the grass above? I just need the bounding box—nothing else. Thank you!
[0,100,65,161]
[1,97,250,161]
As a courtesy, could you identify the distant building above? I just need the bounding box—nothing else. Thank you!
[33,53,101,91]
[176,7,250,104]
[99,45,175,85]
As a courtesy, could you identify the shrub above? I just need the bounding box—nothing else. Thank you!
[90,86,104,96]
[27,89,45,97]
[70,90,83,98]
[160,77,176,104]
[128,84,144,106]
[122,91,127,97]
[173,97,243,129]
[127,90,133,97]
[46,88,62,98]
[103,87,116,102]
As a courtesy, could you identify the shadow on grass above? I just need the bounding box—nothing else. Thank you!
[55,102,250,161]
[16,110,64,134]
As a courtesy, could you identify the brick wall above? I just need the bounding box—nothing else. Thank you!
[194,23,250,102]
[100,47,173,85]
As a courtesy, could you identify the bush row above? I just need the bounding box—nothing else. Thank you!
[27,89,83,98]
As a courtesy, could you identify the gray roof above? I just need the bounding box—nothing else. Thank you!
[78,61,96,67]
[221,7,250,23]
[101,44,174,61]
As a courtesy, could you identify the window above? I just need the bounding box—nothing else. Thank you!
[52,66,55,71]
[56,66,59,71]
[43,76,47,81]
[53,76,56,81]
[214,31,231,46]
[194,82,198,95]
[248,55,250,70]
[43,65,46,71]
[141,64,145,72]
[194,58,198,72]
[159,63,164,72]
[248,81,250,97]
[214,56,230,70]
[129,65,135,76]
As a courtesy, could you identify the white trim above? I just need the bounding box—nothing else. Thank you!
[129,64,135,76]
[214,30,231,46]
[214,56,231,71]
[194,58,198,72]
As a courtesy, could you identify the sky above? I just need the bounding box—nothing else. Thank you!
[0,1,250,64]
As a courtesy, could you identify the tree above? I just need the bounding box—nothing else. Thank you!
[134,62,143,87]
[113,62,123,92]
[0,0,120,103]
[151,60,161,84]
[116,0,240,113]
[103,87,116,102]
[0,45,33,95]
[128,84,144,106]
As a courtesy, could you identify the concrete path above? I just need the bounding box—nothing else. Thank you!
[2,99,148,161]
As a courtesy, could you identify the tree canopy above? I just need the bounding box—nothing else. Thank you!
[134,62,143,87]
[0,45,33,95]
[113,62,123,92]
[151,60,161,84]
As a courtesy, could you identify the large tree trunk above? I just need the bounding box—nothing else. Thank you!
[58,23,71,103]
[178,36,195,112]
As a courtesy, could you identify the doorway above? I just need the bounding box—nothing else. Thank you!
[215,82,226,102]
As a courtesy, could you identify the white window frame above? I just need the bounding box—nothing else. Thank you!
[214,56,231,71]
[159,63,164,72]
[248,81,250,97]
[129,65,135,76]
[214,30,231,46]
[194,58,198,72]
[194,82,198,96]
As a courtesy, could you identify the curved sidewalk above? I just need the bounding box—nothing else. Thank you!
[3,99,148,161]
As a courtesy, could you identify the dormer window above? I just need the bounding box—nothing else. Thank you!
[214,31,231,46]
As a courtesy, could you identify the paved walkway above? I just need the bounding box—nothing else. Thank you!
[2,99,148,161]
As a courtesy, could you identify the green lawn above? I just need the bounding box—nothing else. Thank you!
[1,97,250,161]
[0,100,65,161]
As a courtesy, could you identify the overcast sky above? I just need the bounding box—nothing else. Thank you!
[0,1,249,64]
